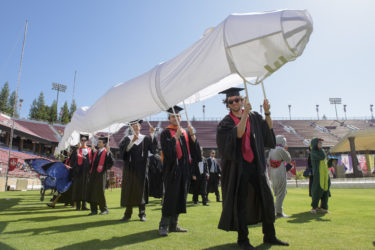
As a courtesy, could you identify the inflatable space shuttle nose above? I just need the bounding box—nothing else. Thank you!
[281,10,313,57]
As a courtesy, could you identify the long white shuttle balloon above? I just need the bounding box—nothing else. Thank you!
[56,9,313,154]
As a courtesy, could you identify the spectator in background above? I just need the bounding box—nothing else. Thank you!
[207,150,221,202]
[268,135,292,218]
[310,138,331,214]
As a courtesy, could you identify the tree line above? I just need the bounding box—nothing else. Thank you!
[0,82,77,124]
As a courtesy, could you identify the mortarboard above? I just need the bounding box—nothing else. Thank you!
[129,119,143,125]
[98,136,108,144]
[166,105,184,115]
[80,133,89,141]
[219,87,244,98]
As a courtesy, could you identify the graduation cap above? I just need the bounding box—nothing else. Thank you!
[166,105,183,115]
[98,136,108,144]
[219,87,244,98]
[129,119,143,125]
[80,133,89,141]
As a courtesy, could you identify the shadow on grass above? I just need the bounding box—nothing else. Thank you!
[0,241,16,250]
[287,211,330,224]
[1,219,123,236]
[7,214,89,223]
[0,198,21,212]
[55,229,159,250]
[203,243,238,249]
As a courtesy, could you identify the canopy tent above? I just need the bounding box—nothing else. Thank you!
[330,128,375,153]
[56,9,313,154]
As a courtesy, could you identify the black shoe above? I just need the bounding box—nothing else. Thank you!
[81,207,90,211]
[140,215,146,222]
[263,236,289,246]
[203,203,209,206]
[88,212,98,216]
[169,225,187,232]
[193,201,198,205]
[238,241,256,250]
[76,207,80,211]
[100,210,109,215]
[158,226,168,236]
[120,216,131,222]
[46,203,55,208]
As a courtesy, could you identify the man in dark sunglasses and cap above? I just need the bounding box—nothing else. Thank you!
[216,88,289,249]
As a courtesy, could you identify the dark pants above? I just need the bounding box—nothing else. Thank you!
[193,175,208,204]
[208,173,221,201]
[76,201,87,210]
[237,161,275,244]
[124,204,146,218]
[90,200,107,213]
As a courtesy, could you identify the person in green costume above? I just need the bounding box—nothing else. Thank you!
[310,138,331,214]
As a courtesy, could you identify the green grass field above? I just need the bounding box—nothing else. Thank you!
[1,188,374,250]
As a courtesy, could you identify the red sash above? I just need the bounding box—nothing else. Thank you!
[90,149,107,173]
[270,159,282,168]
[77,147,92,166]
[167,125,191,164]
[229,111,254,163]
[65,157,71,166]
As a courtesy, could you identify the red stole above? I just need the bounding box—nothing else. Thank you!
[229,111,254,163]
[270,159,282,168]
[90,149,107,173]
[166,125,191,163]
[77,147,92,166]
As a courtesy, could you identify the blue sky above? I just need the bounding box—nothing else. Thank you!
[1,0,374,122]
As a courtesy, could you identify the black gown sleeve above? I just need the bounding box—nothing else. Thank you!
[160,129,177,164]
[147,135,158,155]
[216,115,238,161]
[105,151,114,170]
[119,137,131,162]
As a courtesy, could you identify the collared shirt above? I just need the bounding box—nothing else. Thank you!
[210,157,217,173]
[198,161,204,174]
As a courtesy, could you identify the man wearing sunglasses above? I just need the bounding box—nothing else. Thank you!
[216,87,289,249]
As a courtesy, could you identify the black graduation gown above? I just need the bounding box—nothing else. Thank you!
[70,149,92,202]
[148,154,163,199]
[216,112,276,231]
[120,135,157,207]
[86,149,114,203]
[161,128,200,216]
[207,157,221,193]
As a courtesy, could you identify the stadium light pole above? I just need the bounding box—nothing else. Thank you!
[329,97,342,120]
[370,104,374,120]
[288,104,291,120]
[260,104,263,114]
[52,82,67,114]
[202,105,205,121]
[316,104,319,120]
[5,20,28,192]
[343,104,347,120]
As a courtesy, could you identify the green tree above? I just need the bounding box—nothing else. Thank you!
[60,101,70,124]
[7,91,18,117]
[69,99,77,120]
[48,100,58,123]
[0,82,10,113]
[29,99,38,119]
[29,92,48,121]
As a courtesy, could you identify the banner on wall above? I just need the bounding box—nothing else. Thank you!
[357,154,368,172]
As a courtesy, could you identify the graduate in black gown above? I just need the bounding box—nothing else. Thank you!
[158,106,201,236]
[87,137,114,215]
[148,151,163,199]
[216,88,288,249]
[119,120,157,221]
[70,133,92,211]
[192,147,209,205]
[207,150,222,202]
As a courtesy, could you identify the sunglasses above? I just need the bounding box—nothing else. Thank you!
[227,98,242,104]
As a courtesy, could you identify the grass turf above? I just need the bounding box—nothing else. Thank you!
[0,188,374,250]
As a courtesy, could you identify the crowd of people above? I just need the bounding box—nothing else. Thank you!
[39,87,334,250]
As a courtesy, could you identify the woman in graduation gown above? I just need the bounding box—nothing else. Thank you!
[70,134,92,210]
[158,106,201,236]
[119,120,157,221]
